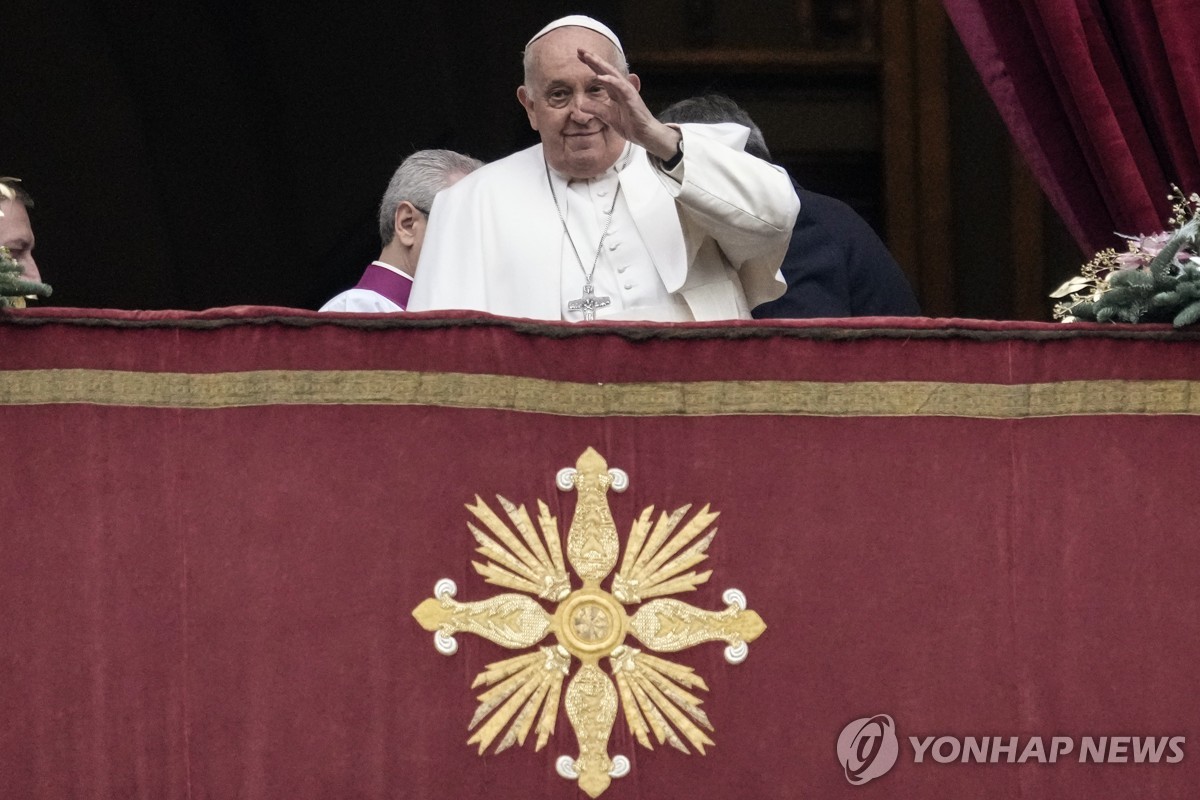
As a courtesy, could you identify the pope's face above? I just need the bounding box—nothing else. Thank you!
[0,199,40,283]
[518,27,630,180]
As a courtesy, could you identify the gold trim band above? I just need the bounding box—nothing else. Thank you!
[0,368,1197,418]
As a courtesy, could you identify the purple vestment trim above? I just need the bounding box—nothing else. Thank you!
[354,262,413,310]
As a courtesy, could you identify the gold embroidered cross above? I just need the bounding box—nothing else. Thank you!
[413,447,766,797]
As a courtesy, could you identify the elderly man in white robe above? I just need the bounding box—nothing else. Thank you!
[407,15,800,322]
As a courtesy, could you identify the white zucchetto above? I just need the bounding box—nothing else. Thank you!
[525,15,624,54]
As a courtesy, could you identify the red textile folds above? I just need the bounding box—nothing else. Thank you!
[2,308,1199,799]
[943,0,1200,253]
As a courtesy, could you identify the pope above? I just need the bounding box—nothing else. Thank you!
[408,15,800,322]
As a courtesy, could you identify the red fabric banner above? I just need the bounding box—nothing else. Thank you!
[1,308,1198,798]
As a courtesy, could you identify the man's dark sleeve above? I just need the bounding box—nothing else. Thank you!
[752,185,921,319]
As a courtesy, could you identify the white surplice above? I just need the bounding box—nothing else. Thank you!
[319,289,404,313]
[319,261,411,313]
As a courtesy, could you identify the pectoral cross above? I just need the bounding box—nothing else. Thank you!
[568,283,611,321]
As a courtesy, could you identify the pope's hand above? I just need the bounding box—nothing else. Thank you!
[577,49,682,162]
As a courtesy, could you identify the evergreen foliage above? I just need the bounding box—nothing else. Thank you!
[0,245,52,308]
[1053,188,1200,327]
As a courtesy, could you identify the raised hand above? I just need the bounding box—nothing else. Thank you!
[577,49,682,162]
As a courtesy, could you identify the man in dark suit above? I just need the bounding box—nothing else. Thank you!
[657,94,920,318]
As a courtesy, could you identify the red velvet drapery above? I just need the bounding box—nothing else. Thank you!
[2,308,1200,799]
[943,0,1200,253]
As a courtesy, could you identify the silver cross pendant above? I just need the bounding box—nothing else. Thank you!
[567,283,612,321]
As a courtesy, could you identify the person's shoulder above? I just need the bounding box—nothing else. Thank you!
[319,289,402,313]
[445,144,541,194]
[795,187,880,238]
[796,187,858,218]
[792,184,919,315]
[319,290,356,312]
[434,145,542,209]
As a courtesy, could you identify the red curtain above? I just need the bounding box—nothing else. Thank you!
[943,0,1200,253]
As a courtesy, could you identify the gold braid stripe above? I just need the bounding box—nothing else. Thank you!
[1,368,1199,417]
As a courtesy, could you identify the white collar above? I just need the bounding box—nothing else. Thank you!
[371,260,413,281]
[546,141,636,185]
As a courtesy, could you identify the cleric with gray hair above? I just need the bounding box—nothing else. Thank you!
[377,149,482,247]
[321,148,482,313]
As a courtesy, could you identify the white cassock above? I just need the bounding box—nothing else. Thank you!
[407,123,800,321]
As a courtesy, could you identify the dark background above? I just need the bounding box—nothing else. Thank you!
[4,1,1080,316]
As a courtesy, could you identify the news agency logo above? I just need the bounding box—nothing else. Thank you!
[837,715,899,785]
[837,713,1187,786]
[908,734,1186,765]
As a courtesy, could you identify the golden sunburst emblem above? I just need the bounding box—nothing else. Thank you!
[412,447,766,797]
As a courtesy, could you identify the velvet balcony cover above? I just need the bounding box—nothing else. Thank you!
[1,308,1197,799]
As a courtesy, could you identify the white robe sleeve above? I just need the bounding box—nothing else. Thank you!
[652,123,800,309]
